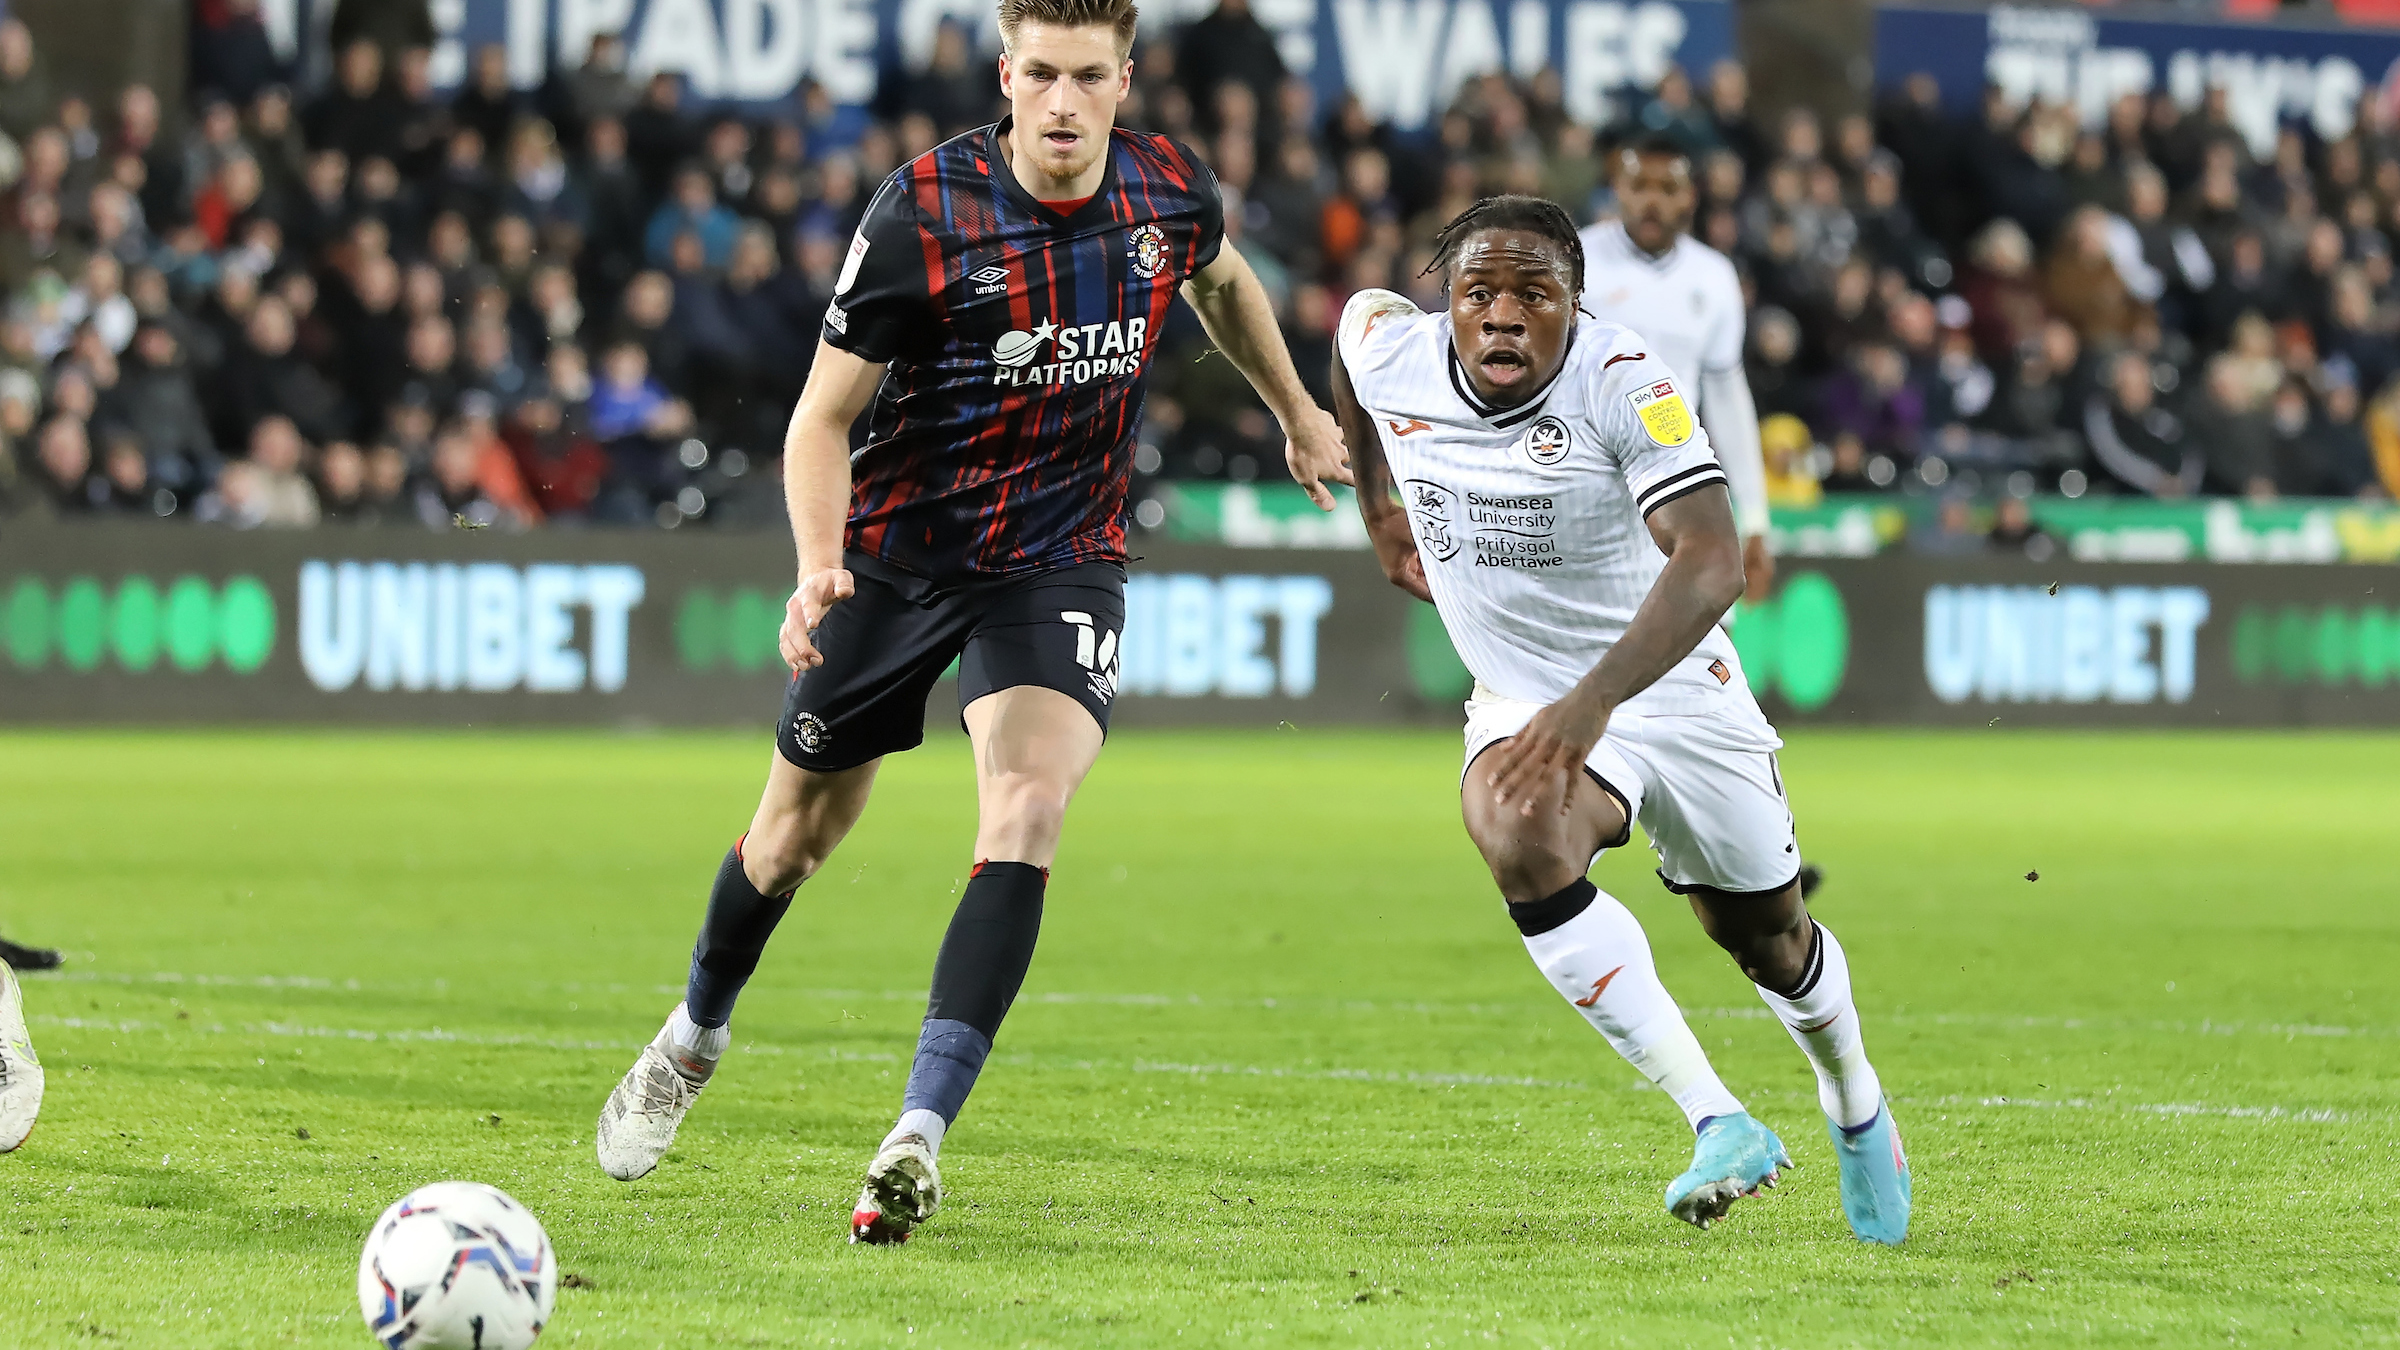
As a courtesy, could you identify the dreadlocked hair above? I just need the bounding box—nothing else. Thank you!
[1420,195,1586,294]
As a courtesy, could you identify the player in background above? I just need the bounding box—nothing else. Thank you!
[0,956,42,1153]
[1583,133,1822,898]
[1331,196,1907,1241]
[594,0,1348,1245]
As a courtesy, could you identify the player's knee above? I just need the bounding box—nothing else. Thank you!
[1693,887,1811,988]
[979,771,1074,850]
[743,812,829,895]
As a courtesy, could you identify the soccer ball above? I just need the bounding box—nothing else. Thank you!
[357,1181,556,1349]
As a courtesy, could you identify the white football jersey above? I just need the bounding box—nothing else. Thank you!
[1339,289,1753,715]
[1577,221,1745,414]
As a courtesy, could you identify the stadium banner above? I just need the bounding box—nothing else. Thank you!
[1148,482,2400,563]
[360,0,1730,130]
[1873,1,2400,158]
[3,524,2394,726]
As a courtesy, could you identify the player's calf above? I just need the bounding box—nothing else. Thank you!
[1689,885,1905,1242]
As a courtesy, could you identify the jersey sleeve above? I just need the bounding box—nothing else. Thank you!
[823,176,935,364]
[1592,334,1728,518]
[1166,136,1227,274]
[1335,288,1420,374]
[1701,258,1746,375]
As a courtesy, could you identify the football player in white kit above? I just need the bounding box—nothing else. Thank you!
[1583,134,1826,901]
[1330,196,1909,1242]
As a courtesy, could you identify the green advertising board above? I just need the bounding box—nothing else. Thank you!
[1146,483,2400,564]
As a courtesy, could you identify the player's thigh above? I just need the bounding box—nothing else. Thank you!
[1619,710,1799,901]
[1458,700,1638,897]
[955,561,1125,763]
[776,563,975,774]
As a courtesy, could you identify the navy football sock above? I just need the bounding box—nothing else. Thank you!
[901,861,1046,1124]
[684,837,793,1029]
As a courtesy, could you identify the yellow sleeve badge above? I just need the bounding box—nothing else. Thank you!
[1627,378,1694,447]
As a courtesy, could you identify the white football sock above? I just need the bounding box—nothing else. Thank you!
[883,1108,947,1157]
[1754,921,1883,1129]
[662,1002,729,1080]
[1520,886,1745,1130]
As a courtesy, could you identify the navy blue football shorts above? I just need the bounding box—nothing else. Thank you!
[774,551,1126,773]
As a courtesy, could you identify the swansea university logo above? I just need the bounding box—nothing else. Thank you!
[1404,478,1460,562]
[1127,224,1169,279]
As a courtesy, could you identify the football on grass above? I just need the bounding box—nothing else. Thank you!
[358,1181,556,1349]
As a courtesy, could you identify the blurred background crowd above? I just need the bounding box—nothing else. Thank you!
[3,0,2400,535]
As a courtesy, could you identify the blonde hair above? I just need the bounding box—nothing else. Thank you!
[997,0,1139,57]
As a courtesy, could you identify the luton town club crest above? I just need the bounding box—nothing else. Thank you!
[1127,224,1168,279]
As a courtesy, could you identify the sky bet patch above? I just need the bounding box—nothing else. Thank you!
[1628,379,1693,447]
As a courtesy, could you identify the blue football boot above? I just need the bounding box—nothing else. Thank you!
[1664,1112,1791,1229]
[1828,1099,1911,1244]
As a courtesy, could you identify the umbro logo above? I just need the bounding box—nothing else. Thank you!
[969,265,1010,296]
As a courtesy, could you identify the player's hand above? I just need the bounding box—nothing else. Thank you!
[1365,510,1434,603]
[1742,534,1775,605]
[1283,404,1352,511]
[780,567,855,672]
[1485,690,1613,818]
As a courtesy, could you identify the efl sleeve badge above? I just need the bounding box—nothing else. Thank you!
[1626,378,1695,447]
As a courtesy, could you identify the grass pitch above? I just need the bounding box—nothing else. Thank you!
[0,727,2395,1348]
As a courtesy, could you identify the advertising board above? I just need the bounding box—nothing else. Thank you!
[4,526,2393,727]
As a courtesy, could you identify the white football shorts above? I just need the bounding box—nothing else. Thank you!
[1461,684,1801,897]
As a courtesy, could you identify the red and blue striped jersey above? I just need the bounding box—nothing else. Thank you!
[822,117,1225,585]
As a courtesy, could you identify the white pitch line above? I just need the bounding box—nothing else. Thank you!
[26,970,2400,1043]
[26,1014,2362,1124]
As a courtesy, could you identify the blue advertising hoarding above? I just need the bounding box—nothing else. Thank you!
[1875,2,2400,157]
[267,0,1728,132]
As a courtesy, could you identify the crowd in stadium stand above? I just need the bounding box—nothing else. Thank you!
[2,0,2400,533]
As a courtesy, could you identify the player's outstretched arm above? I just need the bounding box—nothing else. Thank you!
[778,340,889,672]
[1180,247,1351,511]
[1485,484,1746,815]
[1697,369,1775,602]
[1330,344,1432,602]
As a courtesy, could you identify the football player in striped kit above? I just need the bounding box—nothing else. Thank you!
[1331,196,1908,1242]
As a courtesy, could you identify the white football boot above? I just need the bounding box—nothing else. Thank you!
[595,1014,711,1181]
[0,961,44,1153]
[850,1133,940,1244]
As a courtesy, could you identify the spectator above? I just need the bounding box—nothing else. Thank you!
[2272,377,2375,498]
[1819,341,1924,463]
[451,45,525,156]
[646,165,740,269]
[0,19,51,142]
[315,438,373,521]
[92,428,159,515]
[2084,350,2203,497]
[220,413,322,526]
[2188,355,2275,499]
[555,33,638,142]
[305,40,402,165]
[215,295,347,445]
[904,21,998,137]
[1760,413,1822,508]
[191,0,285,108]
[623,73,691,202]
[412,419,513,529]
[1177,0,1286,148]
[117,323,220,487]
[2045,205,2149,346]
[1959,218,2047,366]
[31,413,97,514]
[1986,495,2057,560]
[504,393,607,517]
